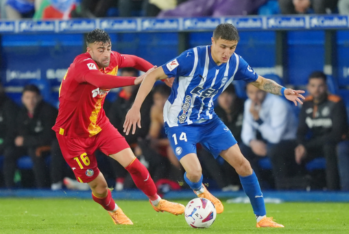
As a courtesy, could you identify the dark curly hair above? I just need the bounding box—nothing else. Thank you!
[86,29,111,46]
[213,23,240,41]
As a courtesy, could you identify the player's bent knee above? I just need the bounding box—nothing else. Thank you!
[186,169,202,182]
[235,158,253,177]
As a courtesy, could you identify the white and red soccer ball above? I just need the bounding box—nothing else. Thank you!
[185,198,217,228]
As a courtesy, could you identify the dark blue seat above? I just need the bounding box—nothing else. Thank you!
[17,156,33,170]
[258,157,326,171]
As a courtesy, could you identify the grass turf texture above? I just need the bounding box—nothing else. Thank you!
[0,199,348,234]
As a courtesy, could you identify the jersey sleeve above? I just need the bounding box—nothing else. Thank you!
[73,58,100,83]
[234,55,258,83]
[113,52,153,72]
[161,49,195,78]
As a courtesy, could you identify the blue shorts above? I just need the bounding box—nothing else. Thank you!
[165,116,237,160]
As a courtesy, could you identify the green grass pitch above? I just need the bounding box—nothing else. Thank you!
[0,199,348,234]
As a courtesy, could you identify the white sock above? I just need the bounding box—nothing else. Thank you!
[256,215,266,223]
[111,203,119,212]
[150,195,161,206]
[195,185,205,195]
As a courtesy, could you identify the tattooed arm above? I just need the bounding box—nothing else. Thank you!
[251,76,306,106]
[251,76,283,95]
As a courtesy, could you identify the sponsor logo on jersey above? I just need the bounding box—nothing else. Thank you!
[92,88,109,98]
[305,117,332,128]
[166,59,179,71]
[179,95,191,123]
[86,169,94,177]
[87,63,97,70]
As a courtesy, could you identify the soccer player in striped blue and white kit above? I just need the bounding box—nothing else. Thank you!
[124,23,305,228]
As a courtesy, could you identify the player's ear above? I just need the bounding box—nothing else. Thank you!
[211,37,215,45]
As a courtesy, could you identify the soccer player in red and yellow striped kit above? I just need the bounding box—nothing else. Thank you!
[52,29,184,225]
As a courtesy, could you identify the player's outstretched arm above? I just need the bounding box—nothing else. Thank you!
[251,76,305,106]
[123,67,168,135]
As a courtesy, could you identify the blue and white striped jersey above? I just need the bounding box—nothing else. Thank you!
[161,45,258,127]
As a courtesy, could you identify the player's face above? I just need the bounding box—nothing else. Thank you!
[87,41,111,68]
[22,91,41,113]
[307,78,327,101]
[246,83,266,104]
[218,91,234,111]
[211,38,238,65]
[153,92,168,108]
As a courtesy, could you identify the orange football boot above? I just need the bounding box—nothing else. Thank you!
[151,199,185,215]
[256,217,284,228]
[108,208,133,225]
[196,184,224,214]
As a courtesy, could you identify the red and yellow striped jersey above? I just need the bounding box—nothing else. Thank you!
[52,51,137,138]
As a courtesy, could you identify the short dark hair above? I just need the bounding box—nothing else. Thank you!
[120,67,139,76]
[23,84,40,95]
[153,84,171,97]
[86,29,111,46]
[308,71,327,83]
[213,23,240,41]
[222,84,236,95]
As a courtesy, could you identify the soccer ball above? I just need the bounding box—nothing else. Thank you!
[185,198,216,228]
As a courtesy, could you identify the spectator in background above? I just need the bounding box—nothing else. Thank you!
[158,0,267,17]
[0,83,19,187]
[5,0,35,19]
[71,0,115,18]
[199,85,243,191]
[34,0,76,19]
[338,0,349,14]
[3,85,59,188]
[294,71,346,190]
[107,67,153,190]
[240,82,298,189]
[279,0,338,14]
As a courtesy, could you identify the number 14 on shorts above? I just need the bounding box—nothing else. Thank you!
[172,132,187,145]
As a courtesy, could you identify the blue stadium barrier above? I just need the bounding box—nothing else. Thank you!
[1,189,349,202]
[326,75,339,95]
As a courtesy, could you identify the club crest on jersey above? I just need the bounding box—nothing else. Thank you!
[166,59,179,71]
[92,88,109,98]
[87,63,97,70]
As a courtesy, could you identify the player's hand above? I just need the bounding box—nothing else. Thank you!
[162,77,175,88]
[134,66,157,85]
[250,140,267,157]
[249,102,260,120]
[284,89,305,106]
[295,144,307,164]
[123,106,141,135]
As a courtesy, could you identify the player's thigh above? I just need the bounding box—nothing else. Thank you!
[180,153,202,175]
[166,125,199,161]
[109,148,136,168]
[56,133,100,183]
[220,144,252,176]
[97,123,131,159]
